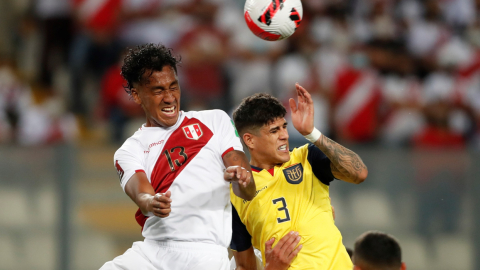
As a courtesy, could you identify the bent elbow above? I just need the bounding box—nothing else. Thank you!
[355,168,368,184]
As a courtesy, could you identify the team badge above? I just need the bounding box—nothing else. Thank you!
[183,124,203,140]
[283,163,303,184]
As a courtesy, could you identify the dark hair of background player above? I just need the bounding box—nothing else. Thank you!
[354,231,402,270]
[233,93,287,135]
[121,43,181,95]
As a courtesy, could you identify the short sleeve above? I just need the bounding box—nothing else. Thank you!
[307,144,335,185]
[216,110,244,157]
[114,140,146,191]
[230,204,252,252]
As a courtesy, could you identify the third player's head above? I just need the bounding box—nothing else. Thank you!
[121,43,182,128]
[353,231,406,270]
[233,93,290,167]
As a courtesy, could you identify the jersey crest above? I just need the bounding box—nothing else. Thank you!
[283,163,303,184]
[183,123,203,140]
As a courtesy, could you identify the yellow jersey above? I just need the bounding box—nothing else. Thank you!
[230,144,352,270]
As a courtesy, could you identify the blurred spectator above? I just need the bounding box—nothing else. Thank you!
[330,44,382,143]
[175,0,229,111]
[69,0,123,116]
[0,57,77,145]
[34,0,73,88]
[118,0,180,47]
[1,0,480,151]
[99,53,143,144]
[380,46,424,146]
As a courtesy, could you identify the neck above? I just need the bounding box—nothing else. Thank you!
[250,156,278,171]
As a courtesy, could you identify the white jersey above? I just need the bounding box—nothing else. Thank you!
[114,110,243,248]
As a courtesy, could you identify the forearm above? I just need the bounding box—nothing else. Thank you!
[232,172,256,201]
[223,150,257,200]
[136,193,155,215]
[314,135,368,184]
[124,173,156,215]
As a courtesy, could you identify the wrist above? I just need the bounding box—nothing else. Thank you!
[304,127,322,143]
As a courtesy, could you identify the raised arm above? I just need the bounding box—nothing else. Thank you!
[289,83,368,184]
[223,150,256,200]
[124,172,172,217]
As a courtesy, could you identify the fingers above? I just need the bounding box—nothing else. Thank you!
[152,192,172,218]
[155,193,172,203]
[289,98,297,113]
[235,166,250,188]
[265,237,275,252]
[295,83,312,104]
[275,231,300,254]
[224,166,250,187]
[287,243,303,261]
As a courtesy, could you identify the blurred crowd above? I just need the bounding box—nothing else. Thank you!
[1,0,480,149]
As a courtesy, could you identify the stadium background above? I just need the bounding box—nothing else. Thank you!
[0,0,480,269]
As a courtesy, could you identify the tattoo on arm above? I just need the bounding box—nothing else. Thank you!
[315,135,367,182]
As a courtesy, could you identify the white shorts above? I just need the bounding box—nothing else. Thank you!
[100,240,229,270]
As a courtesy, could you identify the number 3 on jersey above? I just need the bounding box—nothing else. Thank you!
[164,146,188,171]
[272,197,291,223]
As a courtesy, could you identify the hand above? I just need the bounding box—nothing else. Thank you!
[148,191,172,218]
[289,83,315,136]
[264,231,302,270]
[224,166,251,188]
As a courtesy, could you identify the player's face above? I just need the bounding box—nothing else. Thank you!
[132,66,181,127]
[253,117,290,166]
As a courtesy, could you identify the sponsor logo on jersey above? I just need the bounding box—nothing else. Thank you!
[183,124,203,140]
[144,140,165,153]
[283,163,303,184]
[243,185,268,204]
[115,160,124,182]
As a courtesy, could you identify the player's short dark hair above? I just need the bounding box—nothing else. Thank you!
[121,43,181,95]
[353,231,402,270]
[233,93,287,135]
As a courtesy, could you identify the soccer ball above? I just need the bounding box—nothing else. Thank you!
[244,0,303,41]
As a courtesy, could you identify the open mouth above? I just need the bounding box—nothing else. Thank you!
[161,106,176,116]
[277,144,288,151]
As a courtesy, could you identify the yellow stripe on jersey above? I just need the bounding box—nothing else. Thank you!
[230,144,352,269]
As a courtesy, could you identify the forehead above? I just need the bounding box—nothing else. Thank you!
[262,117,287,130]
[140,66,177,86]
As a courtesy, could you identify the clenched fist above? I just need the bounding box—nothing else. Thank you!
[147,191,172,218]
[224,166,251,188]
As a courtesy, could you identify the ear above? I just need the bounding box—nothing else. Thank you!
[131,88,142,105]
[401,262,406,270]
[242,132,255,150]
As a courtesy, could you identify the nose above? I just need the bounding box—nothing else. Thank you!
[280,127,289,140]
[163,90,175,103]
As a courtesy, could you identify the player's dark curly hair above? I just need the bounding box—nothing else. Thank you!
[233,93,287,135]
[121,43,181,95]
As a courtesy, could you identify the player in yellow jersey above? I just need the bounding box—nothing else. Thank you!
[230,84,368,270]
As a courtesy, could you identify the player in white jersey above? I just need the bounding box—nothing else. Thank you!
[100,44,256,270]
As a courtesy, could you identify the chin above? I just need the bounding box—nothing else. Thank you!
[279,155,291,163]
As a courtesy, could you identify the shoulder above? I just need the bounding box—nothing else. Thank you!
[186,109,232,129]
[290,144,310,161]
[114,136,144,158]
[188,109,230,120]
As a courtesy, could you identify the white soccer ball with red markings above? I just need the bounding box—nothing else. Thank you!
[244,0,303,41]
